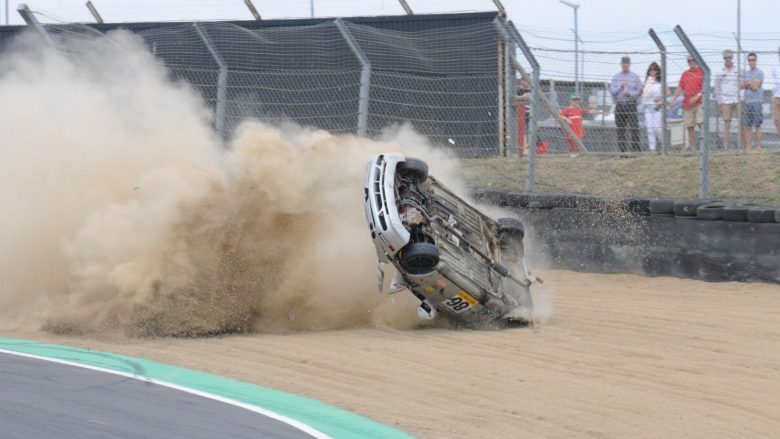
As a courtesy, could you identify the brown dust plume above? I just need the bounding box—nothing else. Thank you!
[0,30,466,336]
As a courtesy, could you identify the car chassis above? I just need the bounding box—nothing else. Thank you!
[364,153,539,327]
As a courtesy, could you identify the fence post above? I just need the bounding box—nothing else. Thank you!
[507,22,540,193]
[17,4,53,45]
[335,18,371,137]
[193,23,228,142]
[496,22,507,156]
[648,28,668,154]
[493,19,518,157]
[674,25,710,199]
[505,32,518,155]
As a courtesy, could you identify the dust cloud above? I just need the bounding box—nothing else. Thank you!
[0,31,548,336]
[0,30,481,336]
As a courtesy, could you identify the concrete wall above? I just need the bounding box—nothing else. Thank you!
[477,192,780,284]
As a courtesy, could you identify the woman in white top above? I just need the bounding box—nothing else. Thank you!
[641,62,664,152]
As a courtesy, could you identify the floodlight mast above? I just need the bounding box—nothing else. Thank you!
[559,0,580,96]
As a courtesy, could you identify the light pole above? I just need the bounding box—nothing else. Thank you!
[560,0,580,96]
[573,30,585,87]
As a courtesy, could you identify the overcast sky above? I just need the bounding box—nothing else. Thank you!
[2,0,778,42]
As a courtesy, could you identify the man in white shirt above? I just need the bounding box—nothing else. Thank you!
[771,46,780,136]
[714,49,740,149]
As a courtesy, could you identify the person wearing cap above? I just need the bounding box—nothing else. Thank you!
[559,93,597,154]
[741,52,764,151]
[771,46,780,138]
[714,49,740,149]
[671,55,704,150]
[609,56,642,152]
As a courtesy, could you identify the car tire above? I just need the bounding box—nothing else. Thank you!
[776,208,780,223]
[398,242,439,275]
[696,202,727,221]
[649,199,674,215]
[747,207,777,223]
[397,158,428,184]
[673,199,711,217]
[722,204,756,222]
[626,197,652,215]
[496,218,525,240]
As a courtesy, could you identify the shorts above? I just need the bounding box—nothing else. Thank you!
[683,105,703,128]
[773,97,780,121]
[742,102,763,128]
[720,102,739,122]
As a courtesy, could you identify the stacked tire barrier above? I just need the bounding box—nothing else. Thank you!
[475,191,780,284]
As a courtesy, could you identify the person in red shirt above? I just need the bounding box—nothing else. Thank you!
[559,94,590,154]
[671,56,704,150]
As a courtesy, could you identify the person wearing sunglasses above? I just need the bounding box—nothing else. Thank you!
[671,56,704,150]
[740,52,764,151]
[714,49,740,149]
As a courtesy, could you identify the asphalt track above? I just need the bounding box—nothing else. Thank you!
[0,340,412,439]
[0,352,317,439]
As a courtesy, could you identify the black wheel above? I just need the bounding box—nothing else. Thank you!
[696,203,727,221]
[398,242,439,275]
[776,208,780,224]
[397,158,428,184]
[504,192,531,208]
[497,218,525,264]
[747,207,777,223]
[526,194,577,209]
[496,217,525,240]
[673,199,710,217]
[626,197,652,215]
[649,198,674,215]
[722,204,757,222]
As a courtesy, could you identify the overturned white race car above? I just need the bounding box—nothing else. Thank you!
[364,153,538,328]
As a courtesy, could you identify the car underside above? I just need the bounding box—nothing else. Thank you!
[364,153,538,328]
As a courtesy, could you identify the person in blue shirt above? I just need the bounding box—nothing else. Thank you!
[741,52,764,151]
[609,56,642,152]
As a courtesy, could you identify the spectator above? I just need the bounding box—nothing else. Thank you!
[741,52,764,151]
[771,46,780,139]
[609,56,642,152]
[559,94,599,155]
[641,62,667,152]
[512,76,536,155]
[671,56,704,150]
[714,49,740,149]
[515,76,532,136]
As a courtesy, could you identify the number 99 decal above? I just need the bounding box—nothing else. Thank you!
[443,291,478,313]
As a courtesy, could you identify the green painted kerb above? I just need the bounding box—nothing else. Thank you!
[0,337,413,439]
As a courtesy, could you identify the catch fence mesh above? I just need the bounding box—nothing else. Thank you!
[19,13,780,203]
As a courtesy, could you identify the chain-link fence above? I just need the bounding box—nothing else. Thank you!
[499,24,779,203]
[34,17,506,159]
[9,9,780,203]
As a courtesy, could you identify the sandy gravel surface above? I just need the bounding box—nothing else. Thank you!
[6,270,780,439]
